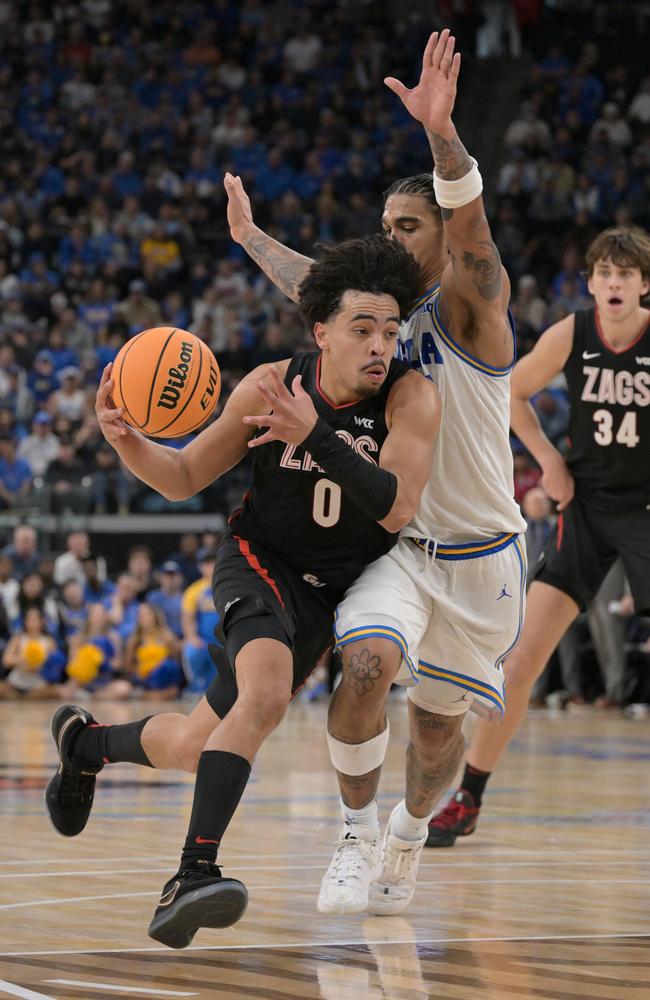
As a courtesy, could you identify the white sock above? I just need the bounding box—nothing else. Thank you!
[341,798,380,841]
[390,799,430,842]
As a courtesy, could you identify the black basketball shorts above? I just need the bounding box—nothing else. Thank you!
[535,497,650,614]
[205,529,338,717]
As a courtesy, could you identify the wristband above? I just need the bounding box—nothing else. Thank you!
[302,417,397,523]
[433,158,483,209]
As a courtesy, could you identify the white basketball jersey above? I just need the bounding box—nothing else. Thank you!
[396,285,526,543]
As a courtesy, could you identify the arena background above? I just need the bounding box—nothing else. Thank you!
[0,2,649,997]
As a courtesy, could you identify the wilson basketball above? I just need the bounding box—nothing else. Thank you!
[111,327,221,438]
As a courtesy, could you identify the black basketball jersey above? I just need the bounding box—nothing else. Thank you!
[564,307,650,511]
[230,351,410,593]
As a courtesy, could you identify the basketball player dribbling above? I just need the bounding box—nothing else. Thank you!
[427,226,650,846]
[226,29,527,914]
[45,235,441,947]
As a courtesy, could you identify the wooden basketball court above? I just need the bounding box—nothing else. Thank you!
[1,697,649,999]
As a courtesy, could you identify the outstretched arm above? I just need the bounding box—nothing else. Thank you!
[224,172,313,303]
[95,359,289,501]
[385,30,511,365]
[510,315,575,510]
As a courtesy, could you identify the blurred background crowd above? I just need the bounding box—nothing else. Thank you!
[0,0,648,704]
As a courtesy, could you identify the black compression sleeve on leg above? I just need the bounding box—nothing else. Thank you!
[301,418,397,521]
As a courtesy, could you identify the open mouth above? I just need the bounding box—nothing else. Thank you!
[363,366,385,381]
[607,296,623,306]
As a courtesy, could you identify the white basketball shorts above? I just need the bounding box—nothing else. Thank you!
[334,533,527,721]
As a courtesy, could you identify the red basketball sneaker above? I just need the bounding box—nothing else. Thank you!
[426,790,480,847]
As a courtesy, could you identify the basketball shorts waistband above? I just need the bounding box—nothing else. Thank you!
[411,532,518,560]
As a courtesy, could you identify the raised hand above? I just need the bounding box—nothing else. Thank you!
[95,363,130,443]
[384,29,460,135]
[224,172,254,244]
[242,368,318,447]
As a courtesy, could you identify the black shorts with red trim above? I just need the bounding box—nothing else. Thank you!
[205,529,338,717]
[534,496,650,614]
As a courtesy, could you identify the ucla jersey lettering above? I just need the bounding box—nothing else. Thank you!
[398,286,526,543]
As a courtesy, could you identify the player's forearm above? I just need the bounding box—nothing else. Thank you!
[111,430,193,501]
[510,396,561,469]
[426,123,473,182]
[238,225,313,303]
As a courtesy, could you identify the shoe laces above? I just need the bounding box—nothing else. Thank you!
[328,834,375,881]
[59,766,93,804]
[382,837,422,884]
[178,862,223,882]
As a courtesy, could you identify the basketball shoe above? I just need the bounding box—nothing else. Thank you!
[317,832,379,914]
[45,704,103,836]
[425,789,479,847]
[367,805,427,916]
[148,863,248,949]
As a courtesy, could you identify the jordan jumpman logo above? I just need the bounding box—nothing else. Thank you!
[497,584,511,600]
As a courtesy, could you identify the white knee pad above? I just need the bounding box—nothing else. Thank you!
[326,724,389,776]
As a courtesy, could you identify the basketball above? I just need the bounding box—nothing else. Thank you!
[111,327,221,438]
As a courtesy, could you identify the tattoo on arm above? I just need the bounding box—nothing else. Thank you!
[426,129,473,180]
[458,240,502,301]
[240,230,313,303]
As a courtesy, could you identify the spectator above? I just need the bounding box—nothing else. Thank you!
[126,545,154,599]
[0,607,64,698]
[53,530,92,588]
[92,442,131,513]
[108,572,141,642]
[13,571,58,633]
[147,561,184,638]
[17,412,60,478]
[118,280,162,335]
[81,552,114,606]
[168,533,201,585]
[1,525,40,582]
[628,76,650,127]
[66,603,125,698]
[181,547,220,694]
[45,437,91,513]
[49,367,87,423]
[57,579,87,644]
[0,553,19,621]
[513,275,548,333]
[0,435,32,509]
[125,603,182,699]
[589,102,632,148]
[533,390,570,445]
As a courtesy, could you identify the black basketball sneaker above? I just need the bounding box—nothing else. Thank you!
[45,704,103,836]
[425,790,480,847]
[148,863,248,949]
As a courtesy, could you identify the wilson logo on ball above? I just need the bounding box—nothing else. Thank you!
[110,327,221,438]
[157,341,194,410]
[200,363,220,411]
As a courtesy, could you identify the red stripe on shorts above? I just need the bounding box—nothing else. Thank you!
[556,512,564,552]
[235,536,285,609]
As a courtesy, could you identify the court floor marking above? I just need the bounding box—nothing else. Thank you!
[45,982,196,997]
[2,847,650,867]
[2,930,650,958]
[3,876,650,914]
[0,982,55,1000]
[4,857,650,882]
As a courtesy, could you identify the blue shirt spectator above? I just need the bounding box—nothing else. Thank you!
[147,561,185,637]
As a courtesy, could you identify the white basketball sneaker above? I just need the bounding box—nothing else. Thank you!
[368,805,427,915]
[317,832,379,915]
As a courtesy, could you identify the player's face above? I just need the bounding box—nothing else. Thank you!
[588,257,650,322]
[315,290,400,398]
[381,194,445,286]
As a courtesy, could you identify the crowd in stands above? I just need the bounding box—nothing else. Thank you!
[0,0,649,704]
[0,526,224,699]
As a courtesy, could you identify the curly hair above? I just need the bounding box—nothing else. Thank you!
[585,226,650,280]
[298,233,420,327]
[383,173,440,217]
